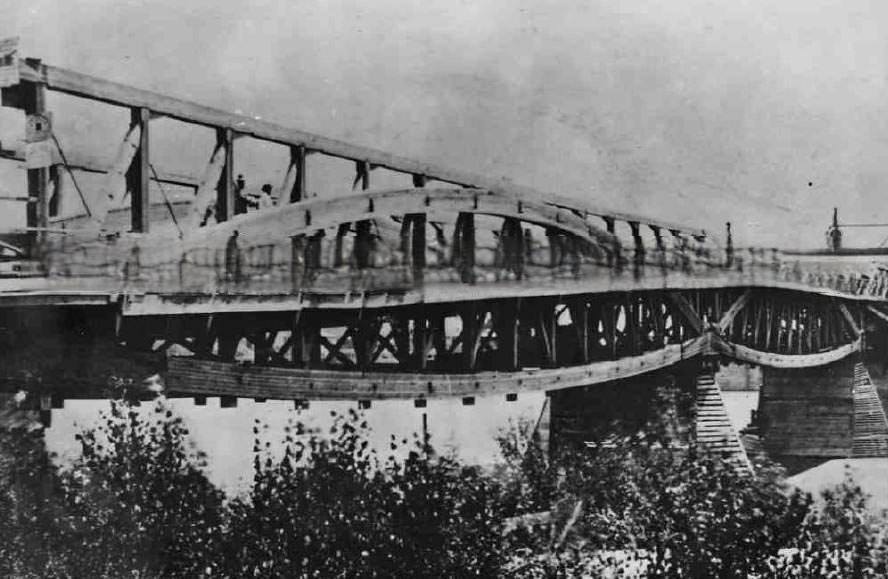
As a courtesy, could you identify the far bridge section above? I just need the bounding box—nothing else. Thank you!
[2,44,888,471]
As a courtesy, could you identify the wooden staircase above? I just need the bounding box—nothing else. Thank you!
[852,363,888,457]
[695,373,753,473]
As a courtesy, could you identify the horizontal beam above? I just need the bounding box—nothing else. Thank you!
[15,59,705,237]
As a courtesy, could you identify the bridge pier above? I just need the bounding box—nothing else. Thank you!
[547,360,752,472]
[758,356,888,473]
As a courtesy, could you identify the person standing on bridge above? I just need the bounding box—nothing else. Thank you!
[258,183,276,209]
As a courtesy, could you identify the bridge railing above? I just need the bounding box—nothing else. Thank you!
[34,230,888,300]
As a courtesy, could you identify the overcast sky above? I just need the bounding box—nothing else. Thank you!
[4,0,888,248]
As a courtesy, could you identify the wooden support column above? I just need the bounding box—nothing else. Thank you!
[216,320,240,362]
[354,160,371,190]
[462,303,479,370]
[454,212,475,283]
[629,221,644,270]
[409,213,426,283]
[571,299,590,363]
[288,145,308,203]
[126,107,151,232]
[215,128,235,222]
[22,79,49,256]
[502,217,524,278]
[355,220,372,269]
[290,235,305,291]
[295,313,321,369]
[495,299,520,371]
[334,223,350,267]
[411,312,427,369]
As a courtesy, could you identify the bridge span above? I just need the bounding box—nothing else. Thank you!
[2,46,888,472]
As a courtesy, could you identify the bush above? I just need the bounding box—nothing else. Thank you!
[61,399,226,577]
[1,392,887,578]
[221,409,504,577]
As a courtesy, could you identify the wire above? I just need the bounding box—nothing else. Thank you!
[149,163,184,239]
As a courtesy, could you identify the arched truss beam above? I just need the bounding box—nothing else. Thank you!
[166,336,709,401]
[163,329,862,401]
[165,187,617,252]
[712,335,861,369]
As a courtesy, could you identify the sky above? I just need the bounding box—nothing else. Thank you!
[3,0,888,248]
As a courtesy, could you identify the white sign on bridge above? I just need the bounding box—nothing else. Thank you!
[0,37,19,88]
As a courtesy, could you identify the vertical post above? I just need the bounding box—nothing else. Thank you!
[455,212,475,283]
[462,303,479,370]
[355,160,371,190]
[572,299,590,363]
[410,213,426,284]
[127,107,151,233]
[22,79,49,257]
[629,221,644,273]
[290,235,304,292]
[295,313,321,369]
[355,220,372,269]
[215,128,234,222]
[289,145,308,203]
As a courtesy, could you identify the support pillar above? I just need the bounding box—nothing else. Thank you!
[215,128,234,222]
[759,357,858,473]
[127,107,151,233]
[22,79,49,257]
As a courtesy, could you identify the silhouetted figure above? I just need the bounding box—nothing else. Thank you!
[258,183,275,208]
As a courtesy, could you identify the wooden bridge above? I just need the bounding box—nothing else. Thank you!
[2,44,888,470]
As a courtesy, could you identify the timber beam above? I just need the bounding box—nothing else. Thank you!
[12,58,705,238]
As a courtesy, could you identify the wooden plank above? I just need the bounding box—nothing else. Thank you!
[717,289,751,333]
[19,59,707,237]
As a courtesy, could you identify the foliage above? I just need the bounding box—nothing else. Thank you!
[61,398,226,578]
[1,391,887,577]
[221,409,504,577]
